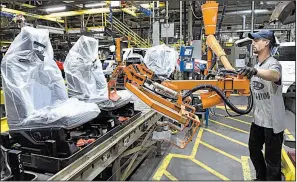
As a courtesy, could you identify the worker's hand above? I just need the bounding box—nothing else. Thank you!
[238,66,258,79]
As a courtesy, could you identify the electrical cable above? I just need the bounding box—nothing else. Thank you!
[205,73,216,80]
[182,84,253,115]
[223,89,252,117]
[189,1,202,19]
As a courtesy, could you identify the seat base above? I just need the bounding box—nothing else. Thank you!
[4,102,135,159]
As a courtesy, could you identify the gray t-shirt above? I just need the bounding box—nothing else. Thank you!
[251,56,285,134]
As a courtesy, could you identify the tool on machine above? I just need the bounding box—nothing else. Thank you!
[107,1,253,149]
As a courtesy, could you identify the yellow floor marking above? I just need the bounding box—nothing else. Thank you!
[200,141,241,163]
[281,148,296,181]
[163,170,178,181]
[153,154,174,180]
[241,156,252,181]
[215,105,248,110]
[284,129,295,140]
[1,90,4,104]
[209,119,249,134]
[153,153,190,180]
[216,107,253,118]
[190,128,204,158]
[204,128,248,147]
[281,129,296,180]
[1,117,9,133]
[190,158,229,180]
[216,114,252,125]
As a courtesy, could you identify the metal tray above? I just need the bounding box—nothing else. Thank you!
[21,110,142,174]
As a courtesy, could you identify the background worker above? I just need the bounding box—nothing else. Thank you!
[238,30,285,181]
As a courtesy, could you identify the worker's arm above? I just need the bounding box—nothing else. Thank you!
[239,62,281,83]
[255,69,281,82]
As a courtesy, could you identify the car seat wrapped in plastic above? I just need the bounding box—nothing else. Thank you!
[1,27,100,130]
[64,35,132,110]
[143,44,178,78]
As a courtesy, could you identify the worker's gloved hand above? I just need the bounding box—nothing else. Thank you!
[238,66,258,79]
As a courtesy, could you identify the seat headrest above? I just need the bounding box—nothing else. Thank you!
[70,36,98,61]
[5,27,51,55]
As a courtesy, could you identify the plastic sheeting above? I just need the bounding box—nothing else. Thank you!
[1,27,100,130]
[64,35,132,110]
[143,44,178,77]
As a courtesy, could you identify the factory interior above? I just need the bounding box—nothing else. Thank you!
[0,0,296,181]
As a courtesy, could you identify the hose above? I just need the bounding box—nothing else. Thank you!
[182,84,253,115]
[216,2,227,39]
[209,55,217,71]
[205,73,216,80]
[218,69,238,74]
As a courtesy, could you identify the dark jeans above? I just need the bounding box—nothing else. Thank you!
[249,122,284,181]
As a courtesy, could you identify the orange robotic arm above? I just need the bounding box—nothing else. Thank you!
[107,1,252,149]
[107,35,252,149]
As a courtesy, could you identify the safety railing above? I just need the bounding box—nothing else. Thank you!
[104,13,151,48]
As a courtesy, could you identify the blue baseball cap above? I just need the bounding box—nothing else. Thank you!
[248,30,275,42]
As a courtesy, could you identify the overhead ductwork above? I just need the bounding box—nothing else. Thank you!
[270,1,296,25]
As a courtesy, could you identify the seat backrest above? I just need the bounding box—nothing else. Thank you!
[64,36,108,102]
[143,44,178,77]
[1,27,67,129]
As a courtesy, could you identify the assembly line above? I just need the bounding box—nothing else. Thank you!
[0,0,296,181]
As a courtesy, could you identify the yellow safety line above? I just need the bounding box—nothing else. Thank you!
[153,153,189,180]
[204,128,248,147]
[281,148,296,181]
[241,156,252,181]
[1,117,9,133]
[216,114,252,125]
[284,129,295,140]
[216,107,253,118]
[199,141,241,163]
[163,170,178,181]
[153,154,174,180]
[191,128,204,158]
[281,129,296,180]
[191,158,229,180]
[209,119,249,134]
[216,105,248,110]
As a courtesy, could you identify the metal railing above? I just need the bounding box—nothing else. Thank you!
[104,13,151,48]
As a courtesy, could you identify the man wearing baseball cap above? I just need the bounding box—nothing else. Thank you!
[238,30,285,181]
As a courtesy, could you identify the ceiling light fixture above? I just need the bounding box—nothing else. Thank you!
[225,9,270,15]
[85,2,106,8]
[140,4,150,9]
[46,6,66,12]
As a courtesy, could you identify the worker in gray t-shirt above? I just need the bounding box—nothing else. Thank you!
[238,30,285,181]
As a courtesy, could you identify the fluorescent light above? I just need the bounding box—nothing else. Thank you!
[140,4,150,9]
[110,1,120,7]
[46,6,66,12]
[85,2,106,8]
[76,4,83,8]
[45,8,117,18]
[266,1,278,5]
[225,9,270,15]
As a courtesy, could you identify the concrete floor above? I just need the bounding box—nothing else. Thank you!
[130,96,296,181]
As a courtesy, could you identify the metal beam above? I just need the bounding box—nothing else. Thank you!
[122,7,138,17]
[11,2,36,8]
[1,7,64,23]
[219,28,291,33]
